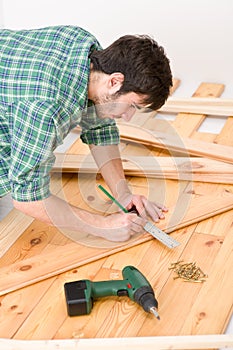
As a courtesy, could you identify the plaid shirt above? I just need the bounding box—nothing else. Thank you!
[0,26,119,202]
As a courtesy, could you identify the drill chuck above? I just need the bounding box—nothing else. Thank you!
[134,285,160,320]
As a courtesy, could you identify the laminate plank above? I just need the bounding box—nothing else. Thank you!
[13,276,72,340]
[215,116,233,146]
[0,174,72,264]
[180,224,233,335]
[53,154,233,184]
[138,231,225,337]
[118,123,233,164]
[0,186,232,296]
[1,335,233,350]
[137,82,232,340]
[0,210,33,259]
[192,82,225,97]
[159,97,233,117]
[0,279,55,339]
[167,83,233,339]
[91,226,194,339]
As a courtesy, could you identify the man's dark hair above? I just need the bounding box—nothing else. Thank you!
[89,34,173,110]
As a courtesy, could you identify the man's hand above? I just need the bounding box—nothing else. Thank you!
[89,144,168,223]
[117,192,168,223]
[95,212,147,242]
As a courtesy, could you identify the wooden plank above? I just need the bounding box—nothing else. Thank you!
[170,83,233,339]
[0,278,56,339]
[215,116,233,146]
[0,187,233,296]
[164,113,205,137]
[0,173,73,262]
[191,131,217,142]
[136,82,233,340]
[180,223,233,335]
[190,90,233,242]
[162,188,233,233]
[52,153,233,184]
[67,136,89,154]
[144,83,224,139]
[138,231,227,337]
[0,220,67,267]
[170,83,224,138]
[0,258,105,340]
[192,82,225,97]
[81,227,194,339]
[159,97,233,116]
[0,334,233,349]
[194,113,233,238]
[0,210,33,259]
[117,123,233,164]
[180,89,233,338]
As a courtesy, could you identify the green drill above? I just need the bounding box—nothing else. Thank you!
[64,265,160,320]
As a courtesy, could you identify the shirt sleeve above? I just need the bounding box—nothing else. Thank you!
[80,100,120,146]
[9,100,60,202]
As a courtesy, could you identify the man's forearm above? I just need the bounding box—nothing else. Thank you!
[13,195,103,235]
[89,144,131,198]
[13,193,145,242]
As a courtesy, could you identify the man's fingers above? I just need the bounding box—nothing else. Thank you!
[141,197,168,222]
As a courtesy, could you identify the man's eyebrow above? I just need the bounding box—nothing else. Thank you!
[134,103,152,113]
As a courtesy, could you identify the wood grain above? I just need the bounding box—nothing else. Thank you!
[0,185,233,296]
[53,153,233,184]
[117,123,233,164]
[0,334,233,350]
[0,210,34,258]
[0,81,233,348]
[159,97,233,116]
[180,225,233,336]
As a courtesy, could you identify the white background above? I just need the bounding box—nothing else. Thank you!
[0,0,233,97]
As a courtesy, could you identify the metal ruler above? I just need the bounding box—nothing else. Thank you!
[144,222,180,249]
[97,185,180,249]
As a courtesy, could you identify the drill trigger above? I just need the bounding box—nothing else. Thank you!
[117,289,129,297]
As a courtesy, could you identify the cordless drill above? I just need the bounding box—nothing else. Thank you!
[64,265,160,320]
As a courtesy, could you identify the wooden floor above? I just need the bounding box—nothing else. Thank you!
[0,81,233,346]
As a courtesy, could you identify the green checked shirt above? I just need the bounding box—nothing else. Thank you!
[0,26,119,202]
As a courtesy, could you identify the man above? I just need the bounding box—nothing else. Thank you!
[0,25,173,242]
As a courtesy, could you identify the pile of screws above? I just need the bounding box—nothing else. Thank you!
[169,260,208,283]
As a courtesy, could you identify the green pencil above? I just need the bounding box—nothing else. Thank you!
[97,185,180,249]
[97,184,128,213]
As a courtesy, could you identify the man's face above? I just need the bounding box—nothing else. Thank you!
[94,92,148,121]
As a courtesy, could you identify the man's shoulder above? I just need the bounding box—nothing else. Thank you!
[37,25,95,39]
[0,25,99,45]
[53,26,102,48]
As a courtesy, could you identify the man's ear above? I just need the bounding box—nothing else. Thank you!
[108,72,124,95]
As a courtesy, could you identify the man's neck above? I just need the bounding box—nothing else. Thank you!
[88,69,107,102]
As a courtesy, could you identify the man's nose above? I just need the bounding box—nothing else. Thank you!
[121,109,136,121]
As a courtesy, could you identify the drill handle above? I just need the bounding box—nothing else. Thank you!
[91,280,129,299]
[122,266,152,289]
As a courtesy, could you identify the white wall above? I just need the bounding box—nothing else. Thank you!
[0,0,4,28]
[1,0,233,96]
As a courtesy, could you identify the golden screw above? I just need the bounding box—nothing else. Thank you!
[169,261,208,283]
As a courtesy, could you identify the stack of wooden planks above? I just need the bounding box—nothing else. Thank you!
[0,81,233,350]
